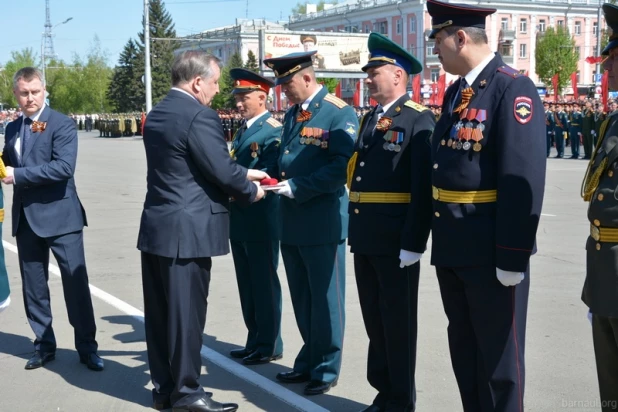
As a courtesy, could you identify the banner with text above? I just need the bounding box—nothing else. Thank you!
[263,31,370,73]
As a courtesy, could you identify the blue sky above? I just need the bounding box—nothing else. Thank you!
[1,0,299,67]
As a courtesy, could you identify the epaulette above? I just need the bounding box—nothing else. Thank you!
[324,94,348,109]
[404,101,428,112]
[266,117,282,128]
[497,65,521,78]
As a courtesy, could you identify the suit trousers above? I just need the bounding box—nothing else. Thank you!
[354,254,419,412]
[281,241,346,383]
[17,210,97,355]
[230,240,283,357]
[592,314,618,412]
[141,251,212,406]
[436,266,529,412]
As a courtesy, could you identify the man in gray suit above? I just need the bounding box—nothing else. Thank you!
[2,67,103,371]
[137,51,267,412]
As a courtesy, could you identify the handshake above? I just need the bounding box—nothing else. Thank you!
[246,170,294,202]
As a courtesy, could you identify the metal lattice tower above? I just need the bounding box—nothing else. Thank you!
[42,0,55,62]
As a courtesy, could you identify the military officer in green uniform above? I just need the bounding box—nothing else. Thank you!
[582,100,595,159]
[348,33,435,412]
[263,51,358,395]
[227,68,284,365]
[581,4,618,410]
[569,102,583,158]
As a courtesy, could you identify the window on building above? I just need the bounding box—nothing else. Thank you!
[431,68,440,83]
[593,21,598,35]
[409,16,416,33]
[575,21,581,35]
[396,18,402,34]
[501,18,508,31]
[519,43,527,58]
[539,19,546,32]
[557,20,564,27]
[520,18,527,33]
[575,46,581,57]
[576,71,580,83]
[500,43,513,57]
[426,42,435,56]
[380,21,387,34]
[364,25,370,33]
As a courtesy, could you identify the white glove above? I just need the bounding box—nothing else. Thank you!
[399,249,422,268]
[496,268,524,287]
[273,180,294,199]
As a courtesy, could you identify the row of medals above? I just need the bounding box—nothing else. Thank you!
[440,121,485,152]
[300,136,329,148]
[382,142,402,152]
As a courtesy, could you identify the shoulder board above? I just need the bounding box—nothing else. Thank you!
[496,65,521,78]
[266,117,282,128]
[324,94,348,109]
[404,101,429,112]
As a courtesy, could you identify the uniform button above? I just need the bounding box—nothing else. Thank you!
[609,170,614,177]
[434,211,440,217]
[360,162,365,167]
[284,150,290,154]
[356,176,361,182]
[596,243,601,250]
[598,193,604,201]
[594,219,601,227]
[281,172,286,177]
[354,208,360,214]
[433,163,438,169]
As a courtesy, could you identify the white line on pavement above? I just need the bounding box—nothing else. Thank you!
[2,240,328,412]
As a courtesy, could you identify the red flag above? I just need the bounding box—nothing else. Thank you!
[353,80,360,106]
[552,73,559,103]
[412,75,421,103]
[602,70,609,111]
[335,82,342,98]
[369,98,378,106]
[141,112,146,135]
[437,74,446,105]
[570,72,578,100]
[585,56,603,64]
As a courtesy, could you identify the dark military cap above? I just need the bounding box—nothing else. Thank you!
[426,0,496,39]
[264,51,317,85]
[229,68,274,94]
[300,34,317,44]
[362,32,422,75]
[603,3,618,55]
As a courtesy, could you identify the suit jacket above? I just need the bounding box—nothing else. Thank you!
[2,106,87,238]
[137,89,258,259]
[348,95,435,256]
[430,54,546,272]
[229,112,281,242]
[583,111,618,316]
[278,87,358,245]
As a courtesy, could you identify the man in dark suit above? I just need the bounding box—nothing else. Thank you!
[137,51,267,412]
[581,4,618,410]
[227,68,283,365]
[348,33,435,412]
[428,1,546,411]
[263,51,358,395]
[2,67,103,371]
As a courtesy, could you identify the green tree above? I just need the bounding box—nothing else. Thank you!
[535,26,578,93]
[0,48,38,108]
[217,52,244,109]
[244,50,259,72]
[292,0,338,15]
[138,0,179,105]
[319,78,339,93]
[108,39,144,112]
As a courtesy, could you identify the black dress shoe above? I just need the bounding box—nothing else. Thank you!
[360,405,383,412]
[276,370,310,383]
[25,351,55,370]
[155,393,212,410]
[304,379,337,395]
[229,348,253,359]
[242,351,282,365]
[172,395,238,412]
[80,352,104,371]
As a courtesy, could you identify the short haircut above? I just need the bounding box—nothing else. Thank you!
[444,26,488,45]
[13,67,45,89]
[171,51,222,86]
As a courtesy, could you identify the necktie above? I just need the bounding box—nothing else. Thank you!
[359,106,383,147]
[22,117,32,157]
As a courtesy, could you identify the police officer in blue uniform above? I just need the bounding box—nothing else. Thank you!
[348,33,435,412]
[227,68,284,365]
[263,51,358,395]
[581,4,618,409]
[427,0,546,410]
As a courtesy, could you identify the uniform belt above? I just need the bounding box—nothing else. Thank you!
[571,124,580,126]
[590,224,618,242]
[349,191,411,203]
[432,186,497,203]
[0,208,3,223]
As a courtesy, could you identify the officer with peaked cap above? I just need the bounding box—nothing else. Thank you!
[581,4,618,409]
[427,0,546,410]
[263,51,358,395]
[347,32,435,412]
[226,68,284,366]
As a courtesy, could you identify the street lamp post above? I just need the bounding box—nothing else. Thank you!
[41,17,73,87]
